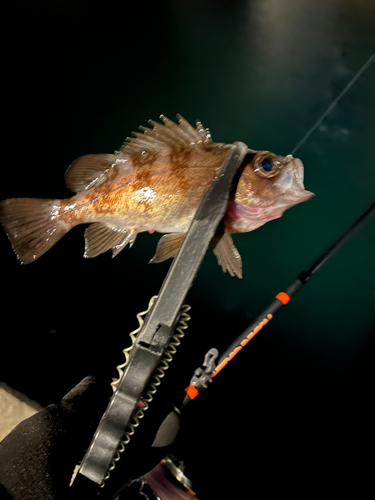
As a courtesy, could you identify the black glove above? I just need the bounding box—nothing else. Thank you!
[0,376,179,500]
[0,376,111,499]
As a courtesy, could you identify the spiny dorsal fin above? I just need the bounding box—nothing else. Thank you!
[65,154,125,193]
[121,114,212,155]
[195,119,212,143]
[65,115,213,193]
[84,223,137,258]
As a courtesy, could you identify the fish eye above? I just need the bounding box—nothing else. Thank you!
[252,152,280,178]
[261,158,273,172]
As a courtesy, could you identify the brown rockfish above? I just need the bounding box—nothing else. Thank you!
[0,115,314,277]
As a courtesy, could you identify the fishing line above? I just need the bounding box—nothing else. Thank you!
[290,52,375,156]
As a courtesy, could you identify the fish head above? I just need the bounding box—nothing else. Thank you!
[228,150,314,232]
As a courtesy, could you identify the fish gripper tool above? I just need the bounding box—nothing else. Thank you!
[76,141,249,489]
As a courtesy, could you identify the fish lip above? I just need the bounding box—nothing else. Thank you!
[273,187,315,206]
[302,190,315,201]
[292,157,306,189]
[274,156,312,195]
[279,189,315,207]
[260,190,314,220]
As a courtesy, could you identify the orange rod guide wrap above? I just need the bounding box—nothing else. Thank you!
[186,384,199,400]
[276,292,291,305]
[211,313,273,377]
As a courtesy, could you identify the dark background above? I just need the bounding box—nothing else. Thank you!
[1,0,375,496]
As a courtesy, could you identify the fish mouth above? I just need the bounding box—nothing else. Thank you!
[272,157,314,207]
[229,155,314,231]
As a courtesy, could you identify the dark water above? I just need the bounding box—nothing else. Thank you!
[2,0,375,496]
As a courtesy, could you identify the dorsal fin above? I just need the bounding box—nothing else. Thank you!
[65,154,126,193]
[65,115,213,193]
[121,114,212,155]
[195,119,212,143]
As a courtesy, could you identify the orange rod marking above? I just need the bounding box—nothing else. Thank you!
[211,314,273,377]
[276,292,290,305]
[186,384,199,400]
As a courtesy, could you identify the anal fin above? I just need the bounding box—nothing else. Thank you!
[150,233,186,263]
[213,231,243,278]
[84,223,137,259]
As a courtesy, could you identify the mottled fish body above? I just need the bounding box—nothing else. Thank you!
[0,114,314,277]
[62,141,231,234]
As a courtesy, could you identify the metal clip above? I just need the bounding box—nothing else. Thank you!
[190,348,219,389]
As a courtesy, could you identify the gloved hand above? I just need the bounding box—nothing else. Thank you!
[0,376,178,500]
[0,376,111,499]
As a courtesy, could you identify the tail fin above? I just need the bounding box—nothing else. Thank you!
[0,198,69,264]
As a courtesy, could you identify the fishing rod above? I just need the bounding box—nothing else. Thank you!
[180,201,375,406]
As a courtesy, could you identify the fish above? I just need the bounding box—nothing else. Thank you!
[0,114,314,277]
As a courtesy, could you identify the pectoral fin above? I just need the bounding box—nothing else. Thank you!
[84,223,137,258]
[213,231,243,278]
[150,233,186,263]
